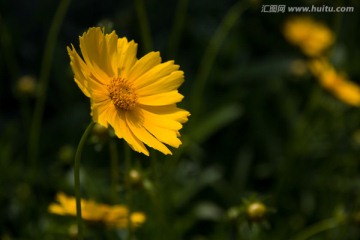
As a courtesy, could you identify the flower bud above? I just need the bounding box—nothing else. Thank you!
[128,169,143,189]
[68,224,78,239]
[247,202,267,222]
[227,207,240,221]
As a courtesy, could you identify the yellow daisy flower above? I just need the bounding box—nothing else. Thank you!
[309,58,360,106]
[283,17,334,57]
[67,27,190,156]
[48,192,146,228]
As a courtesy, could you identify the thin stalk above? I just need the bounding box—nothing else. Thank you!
[28,0,71,172]
[168,0,189,58]
[74,121,95,240]
[290,218,339,240]
[134,0,153,53]
[190,1,247,121]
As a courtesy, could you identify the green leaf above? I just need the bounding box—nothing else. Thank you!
[190,103,242,143]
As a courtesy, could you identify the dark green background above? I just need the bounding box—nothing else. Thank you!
[1,0,360,239]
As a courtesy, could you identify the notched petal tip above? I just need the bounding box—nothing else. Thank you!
[126,142,150,156]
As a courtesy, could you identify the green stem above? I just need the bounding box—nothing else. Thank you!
[190,1,247,121]
[290,218,339,240]
[134,0,153,53]
[74,121,95,240]
[28,0,71,172]
[168,0,189,58]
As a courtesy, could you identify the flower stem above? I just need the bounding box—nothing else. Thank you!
[167,0,189,58]
[190,1,247,121]
[28,0,71,174]
[74,121,95,240]
[134,0,153,53]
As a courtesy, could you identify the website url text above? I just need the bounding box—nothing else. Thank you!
[261,5,354,13]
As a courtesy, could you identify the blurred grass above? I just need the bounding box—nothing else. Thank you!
[1,0,360,239]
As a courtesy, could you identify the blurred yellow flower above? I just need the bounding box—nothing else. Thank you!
[48,192,146,228]
[309,58,360,106]
[68,27,189,156]
[283,17,334,57]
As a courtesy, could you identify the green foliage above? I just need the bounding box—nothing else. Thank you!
[1,0,360,239]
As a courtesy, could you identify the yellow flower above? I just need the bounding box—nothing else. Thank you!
[48,192,146,228]
[68,27,190,156]
[309,58,360,106]
[283,17,334,57]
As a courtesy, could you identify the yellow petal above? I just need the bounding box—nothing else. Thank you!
[105,31,118,76]
[117,38,138,77]
[128,52,161,83]
[48,204,66,215]
[55,193,77,215]
[138,91,184,106]
[108,109,149,155]
[142,105,190,123]
[334,80,360,106]
[136,70,184,96]
[90,90,112,128]
[309,59,360,106]
[87,72,110,91]
[105,205,129,226]
[56,192,70,204]
[67,45,91,97]
[142,120,182,148]
[283,17,334,57]
[79,27,116,81]
[82,201,110,221]
[138,106,184,130]
[110,205,129,216]
[133,60,180,89]
[125,110,172,155]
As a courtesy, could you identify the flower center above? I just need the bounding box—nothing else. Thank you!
[108,77,137,111]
